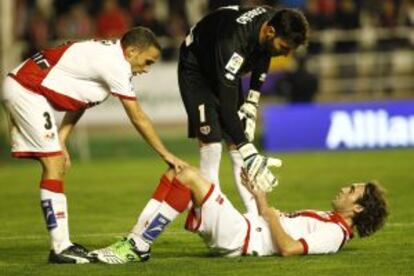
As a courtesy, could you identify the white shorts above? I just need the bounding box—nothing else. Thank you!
[185,185,250,257]
[2,76,62,158]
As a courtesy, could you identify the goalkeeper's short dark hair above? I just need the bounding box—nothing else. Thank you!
[353,181,389,237]
[121,27,161,51]
[268,8,309,48]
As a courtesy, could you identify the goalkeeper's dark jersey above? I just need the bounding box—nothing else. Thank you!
[181,5,276,145]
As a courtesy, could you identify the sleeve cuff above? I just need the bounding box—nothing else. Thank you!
[111,92,136,100]
[298,238,309,255]
[247,89,260,105]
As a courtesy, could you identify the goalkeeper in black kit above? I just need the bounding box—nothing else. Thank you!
[178,6,309,213]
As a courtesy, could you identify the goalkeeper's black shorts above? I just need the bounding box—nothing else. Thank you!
[178,45,243,144]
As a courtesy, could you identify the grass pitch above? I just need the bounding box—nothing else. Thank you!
[0,146,413,275]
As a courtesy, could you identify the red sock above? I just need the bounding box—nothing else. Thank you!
[152,175,173,202]
[40,179,64,193]
[164,178,191,212]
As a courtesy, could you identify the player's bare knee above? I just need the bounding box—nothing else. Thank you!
[40,155,66,178]
[176,166,199,187]
[163,168,176,181]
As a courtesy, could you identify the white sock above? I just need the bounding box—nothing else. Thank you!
[128,199,161,240]
[229,150,258,215]
[131,203,180,251]
[40,189,72,253]
[199,143,222,189]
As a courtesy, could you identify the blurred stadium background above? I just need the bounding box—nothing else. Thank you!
[0,1,413,275]
[0,0,413,160]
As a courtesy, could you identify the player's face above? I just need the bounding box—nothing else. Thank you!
[127,46,160,75]
[266,37,294,57]
[332,183,366,213]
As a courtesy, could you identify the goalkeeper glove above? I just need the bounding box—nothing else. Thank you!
[238,143,282,192]
[238,90,260,142]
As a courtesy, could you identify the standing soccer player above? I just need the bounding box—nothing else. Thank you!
[178,6,309,214]
[1,27,187,264]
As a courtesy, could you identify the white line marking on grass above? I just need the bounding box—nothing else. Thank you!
[0,231,188,241]
[0,222,412,241]
[386,222,414,227]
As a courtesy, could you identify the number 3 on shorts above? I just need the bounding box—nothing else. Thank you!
[43,112,52,130]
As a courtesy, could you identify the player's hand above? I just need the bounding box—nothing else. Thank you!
[238,143,282,193]
[163,153,188,173]
[240,168,265,197]
[60,141,71,172]
[238,90,260,142]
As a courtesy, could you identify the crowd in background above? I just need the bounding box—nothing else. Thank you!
[10,0,414,103]
[14,0,414,60]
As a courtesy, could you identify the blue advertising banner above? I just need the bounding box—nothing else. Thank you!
[262,101,414,152]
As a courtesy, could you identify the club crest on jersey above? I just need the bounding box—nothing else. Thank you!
[225,53,244,74]
[225,73,235,81]
[200,125,211,135]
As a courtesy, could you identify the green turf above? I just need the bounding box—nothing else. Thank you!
[0,148,413,275]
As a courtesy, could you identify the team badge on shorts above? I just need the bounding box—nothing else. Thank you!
[200,125,211,135]
[225,52,244,74]
[44,132,55,141]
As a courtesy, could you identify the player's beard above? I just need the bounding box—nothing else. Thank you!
[265,40,285,57]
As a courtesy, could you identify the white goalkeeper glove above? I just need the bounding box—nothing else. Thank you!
[238,90,260,142]
[238,143,282,193]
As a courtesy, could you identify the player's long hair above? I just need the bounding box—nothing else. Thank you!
[268,8,309,48]
[353,181,389,237]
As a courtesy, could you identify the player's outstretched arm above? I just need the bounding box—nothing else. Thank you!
[58,108,86,171]
[238,56,270,142]
[262,208,305,257]
[120,98,188,172]
[238,90,260,142]
[241,168,269,215]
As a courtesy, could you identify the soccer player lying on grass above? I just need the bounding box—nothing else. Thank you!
[92,166,388,263]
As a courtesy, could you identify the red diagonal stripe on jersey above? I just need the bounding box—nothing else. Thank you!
[296,210,353,238]
[9,74,87,111]
[242,217,251,255]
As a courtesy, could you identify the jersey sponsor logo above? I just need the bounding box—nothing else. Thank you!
[236,7,267,25]
[225,52,244,74]
[200,125,211,135]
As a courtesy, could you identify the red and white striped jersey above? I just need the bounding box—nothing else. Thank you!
[244,210,353,256]
[9,39,135,111]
